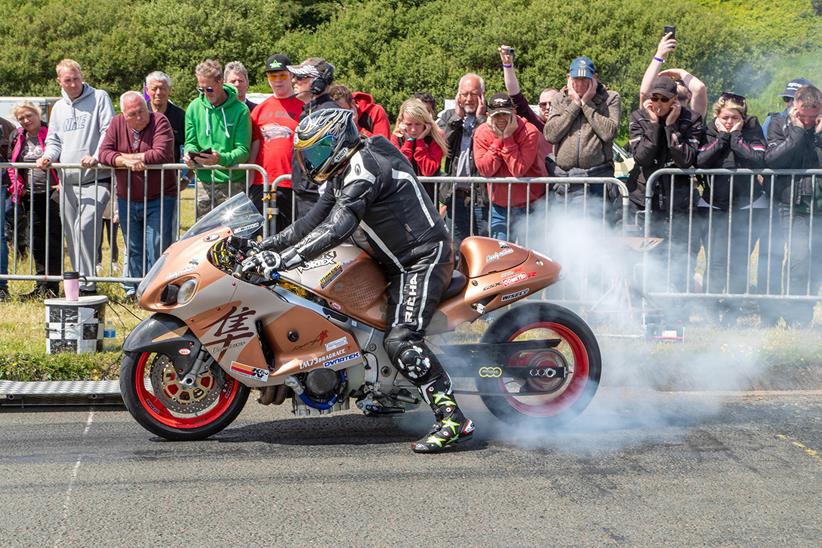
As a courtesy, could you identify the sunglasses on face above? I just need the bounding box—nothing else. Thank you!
[720,92,746,104]
[293,74,312,81]
[538,102,550,108]
[266,71,290,82]
[650,95,672,103]
[197,86,216,93]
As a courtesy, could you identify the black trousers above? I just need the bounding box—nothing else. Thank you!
[26,190,62,282]
[382,240,453,388]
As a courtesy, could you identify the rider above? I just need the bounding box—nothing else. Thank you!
[241,108,475,453]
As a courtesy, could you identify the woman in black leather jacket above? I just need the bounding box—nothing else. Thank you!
[696,93,766,310]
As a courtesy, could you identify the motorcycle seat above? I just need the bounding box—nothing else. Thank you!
[440,270,468,302]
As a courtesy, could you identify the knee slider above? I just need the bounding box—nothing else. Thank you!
[389,341,432,382]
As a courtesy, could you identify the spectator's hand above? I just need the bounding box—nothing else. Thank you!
[566,77,582,106]
[123,157,145,171]
[730,119,744,133]
[80,155,98,168]
[581,80,596,104]
[198,152,221,166]
[665,100,681,127]
[502,116,518,139]
[643,99,659,123]
[183,153,196,169]
[395,121,407,139]
[454,92,465,119]
[476,91,487,117]
[498,45,514,67]
[36,157,51,169]
[418,123,432,140]
[714,117,728,133]
[815,114,822,134]
[112,213,119,224]
[656,34,677,61]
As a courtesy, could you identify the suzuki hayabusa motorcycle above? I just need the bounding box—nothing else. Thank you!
[120,194,601,440]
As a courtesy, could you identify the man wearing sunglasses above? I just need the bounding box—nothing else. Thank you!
[248,54,304,229]
[183,59,251,217]
[626,76,704,292]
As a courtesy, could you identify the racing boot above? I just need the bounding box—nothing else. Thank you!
[412,377,475,453]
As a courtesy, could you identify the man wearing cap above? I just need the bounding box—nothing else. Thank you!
[473,92,548,243]
[763,84,822,327]
[287,57,339,218]
[249,54,304,229]
[626,76,704,292]
[544,56,621,206]
[762,78,814,142]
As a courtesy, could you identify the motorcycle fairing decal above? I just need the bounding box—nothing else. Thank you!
[153,326,188,342]
[194,303,257,361]
[501,289,530,302]
[230,361,270,382]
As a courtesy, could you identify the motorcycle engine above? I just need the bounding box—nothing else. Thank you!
[304,369,339,398]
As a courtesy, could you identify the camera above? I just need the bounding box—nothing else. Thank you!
[663,25,676,39]
[502,46,515,56]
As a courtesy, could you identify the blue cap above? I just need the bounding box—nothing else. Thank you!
[569,56,595,79]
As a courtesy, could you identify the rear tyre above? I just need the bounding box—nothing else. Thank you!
[120,351,249,441]
[478,303,601,426]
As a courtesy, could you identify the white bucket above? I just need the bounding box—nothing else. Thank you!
[44,296,108,354]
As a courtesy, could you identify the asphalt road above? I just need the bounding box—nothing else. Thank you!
[1,388,820,547]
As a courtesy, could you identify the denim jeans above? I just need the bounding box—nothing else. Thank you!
[446,192,488,253]
[490,203,532,244]
[0,186,7,291]
[119,196,177,293]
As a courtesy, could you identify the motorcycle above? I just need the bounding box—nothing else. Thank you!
[120,194,602,441]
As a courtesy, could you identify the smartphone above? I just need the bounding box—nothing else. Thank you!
[664,25,676,39]
[191,148,213,158]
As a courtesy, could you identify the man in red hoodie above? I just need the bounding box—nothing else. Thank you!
[328,85,391,138]
[473,92,548,243]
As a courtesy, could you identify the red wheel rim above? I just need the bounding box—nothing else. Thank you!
[499,322,590,417]
[133,352,240,429]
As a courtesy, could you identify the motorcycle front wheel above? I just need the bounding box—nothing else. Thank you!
[120,351,250,441]
[478,302,601,426]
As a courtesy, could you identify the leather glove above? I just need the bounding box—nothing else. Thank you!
[241,250,282,279]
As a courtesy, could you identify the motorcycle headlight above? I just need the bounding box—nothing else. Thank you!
[176,278,198,305]
[136,254,167,300]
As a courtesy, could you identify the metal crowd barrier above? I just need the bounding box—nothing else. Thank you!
[0,162,269,287]
[642,168,822,306]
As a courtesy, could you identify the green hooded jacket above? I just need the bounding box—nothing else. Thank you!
[184,83,251,183]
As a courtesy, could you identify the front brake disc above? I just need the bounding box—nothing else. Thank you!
[149,354,221,414]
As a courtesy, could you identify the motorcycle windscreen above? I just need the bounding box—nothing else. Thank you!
[181,193,263,240]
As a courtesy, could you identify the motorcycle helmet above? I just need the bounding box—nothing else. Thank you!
[293,108,361,184]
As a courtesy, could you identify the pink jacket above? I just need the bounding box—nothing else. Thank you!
[473,116,548,207]
[8,125,59,203]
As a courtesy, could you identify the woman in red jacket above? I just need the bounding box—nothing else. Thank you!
[390,98,446,203]
[473,93,547,243]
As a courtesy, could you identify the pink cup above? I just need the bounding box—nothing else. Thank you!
[63,272,82,301]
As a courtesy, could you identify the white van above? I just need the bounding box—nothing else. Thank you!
[0,96,61,126]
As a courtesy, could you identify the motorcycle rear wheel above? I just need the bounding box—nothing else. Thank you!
[478,302,601,425]
[120,351,249,441]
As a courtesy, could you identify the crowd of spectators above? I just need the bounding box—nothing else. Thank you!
[0,34,820,327]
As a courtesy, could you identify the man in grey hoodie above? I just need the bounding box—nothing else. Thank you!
[37,59,115,295]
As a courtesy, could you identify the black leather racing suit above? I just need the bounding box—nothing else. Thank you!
[260,135,458,409]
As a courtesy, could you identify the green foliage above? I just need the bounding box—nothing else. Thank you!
[0,0,819,136]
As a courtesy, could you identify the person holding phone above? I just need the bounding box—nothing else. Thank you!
[640,27,708,119]
[183,59,251,218]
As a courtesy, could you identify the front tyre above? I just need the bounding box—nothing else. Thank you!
[120,351,249,441]
[478,303,601,426]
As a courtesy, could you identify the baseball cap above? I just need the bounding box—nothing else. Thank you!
[779,78,813,99]
[486,92,514,116]
[648,76,677,99]
[287,57,329,79]
[569,56,595,79]
[264,54,291,72]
